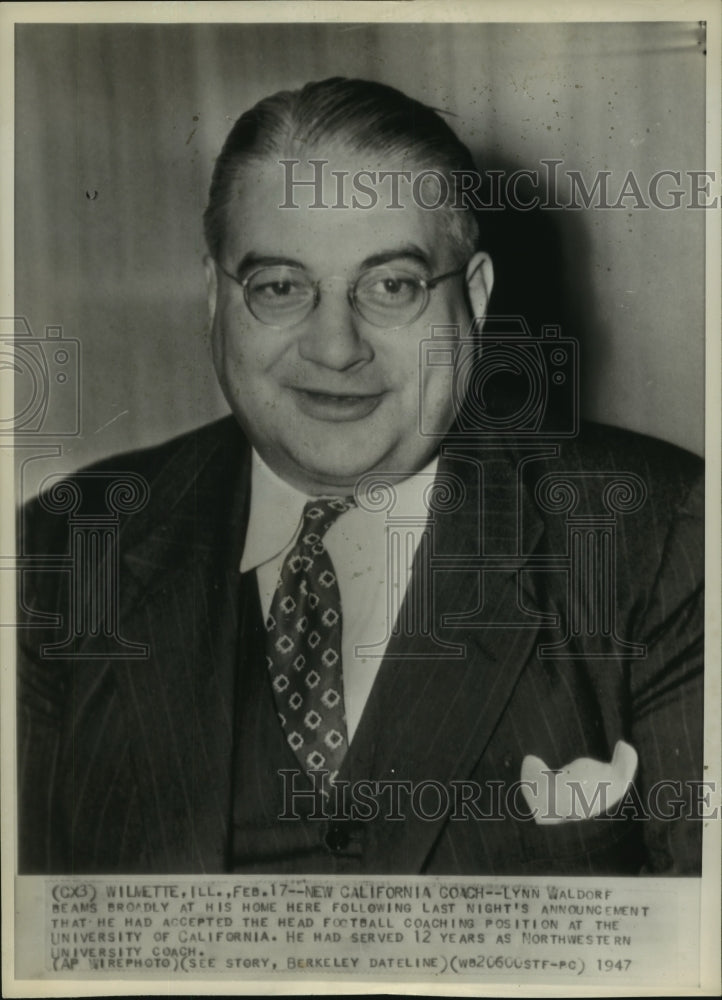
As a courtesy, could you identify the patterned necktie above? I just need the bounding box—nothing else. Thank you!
[265,496,355,784]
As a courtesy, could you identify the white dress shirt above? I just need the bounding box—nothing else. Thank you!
[240,450,438,741]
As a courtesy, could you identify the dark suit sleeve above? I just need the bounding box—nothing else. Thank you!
[16,497,72,874]
[628,471,705,873]
[17,633,69,873]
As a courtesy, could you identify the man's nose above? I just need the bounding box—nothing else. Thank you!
[296,278,373,370]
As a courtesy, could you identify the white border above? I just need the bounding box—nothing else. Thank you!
[1,2,719,997]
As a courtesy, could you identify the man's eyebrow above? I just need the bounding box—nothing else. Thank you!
[232,245,432,275]
[360,246,431,270]
[234,252,304,275]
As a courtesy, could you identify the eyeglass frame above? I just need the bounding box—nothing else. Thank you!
[212,258,469,330]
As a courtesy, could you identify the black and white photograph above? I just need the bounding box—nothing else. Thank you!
[3,1,720,995]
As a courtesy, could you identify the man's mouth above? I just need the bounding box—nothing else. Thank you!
[290,387,385,421]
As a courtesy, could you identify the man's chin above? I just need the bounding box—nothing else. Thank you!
[269,438,395,495]
[291,457,385,496]
[283,440,441,496]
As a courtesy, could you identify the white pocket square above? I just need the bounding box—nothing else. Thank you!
[520,740,638,825]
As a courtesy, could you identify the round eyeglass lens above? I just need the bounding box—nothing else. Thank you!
[354,267,425,326]
[245,266,315,326]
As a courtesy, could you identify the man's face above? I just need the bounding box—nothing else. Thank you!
[206,155,493,495]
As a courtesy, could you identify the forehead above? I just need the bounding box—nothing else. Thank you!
[222,154,458,272]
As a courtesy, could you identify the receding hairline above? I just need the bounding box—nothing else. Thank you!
[204,78,482,261]
[211,145,480,263]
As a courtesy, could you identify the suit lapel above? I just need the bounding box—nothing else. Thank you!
[347,443,549,872]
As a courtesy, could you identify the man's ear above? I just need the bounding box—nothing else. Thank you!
[465,251,494,328]
[203,254,218,326]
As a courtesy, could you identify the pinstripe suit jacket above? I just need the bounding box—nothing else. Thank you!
[17,416,704,875]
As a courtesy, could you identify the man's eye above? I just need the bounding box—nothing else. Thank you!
[259,281,291,297]
[255,280,304,299]
[366,275,417,300]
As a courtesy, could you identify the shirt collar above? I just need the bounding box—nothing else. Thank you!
[240,449,439,573]
[240,451,312,573]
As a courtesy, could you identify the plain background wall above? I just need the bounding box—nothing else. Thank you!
[13,21,706,497]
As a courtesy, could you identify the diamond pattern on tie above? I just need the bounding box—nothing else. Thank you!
[265,496,355,783]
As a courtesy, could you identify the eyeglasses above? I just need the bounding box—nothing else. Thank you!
[214,260,467,329]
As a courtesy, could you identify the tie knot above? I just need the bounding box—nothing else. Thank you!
[300,496,355,539]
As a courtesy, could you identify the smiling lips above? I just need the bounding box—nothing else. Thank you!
[290,386,385,421]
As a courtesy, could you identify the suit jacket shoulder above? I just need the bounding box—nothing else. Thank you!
[19,416,250,585]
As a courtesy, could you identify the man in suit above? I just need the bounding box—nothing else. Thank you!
[17,78,704,875]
